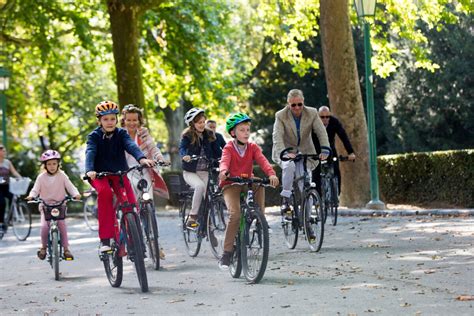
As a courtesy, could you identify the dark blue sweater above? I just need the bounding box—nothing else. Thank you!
[85,127,146,173]
[179,130,221,172]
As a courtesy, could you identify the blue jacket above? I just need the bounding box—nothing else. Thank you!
[179,130,221,172]
[85,127,146,173]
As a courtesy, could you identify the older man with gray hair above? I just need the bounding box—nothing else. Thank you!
[272,89,331,238]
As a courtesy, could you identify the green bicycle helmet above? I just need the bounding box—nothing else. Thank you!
[226,113,251,134]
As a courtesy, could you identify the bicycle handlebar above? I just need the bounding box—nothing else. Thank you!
[279,147,320,162]
[83,160,170,181]
[27,196,80,207]
[226,176,271,186]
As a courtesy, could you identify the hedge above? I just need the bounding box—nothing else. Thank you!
[378,149,474,208]
[161,149,473,208]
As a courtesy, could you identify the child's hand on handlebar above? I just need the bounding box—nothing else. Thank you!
[73,194,82,200]
[86,171,97,180]
[182,155,191,162]
[219,170,228,181]
[269,175,279,187]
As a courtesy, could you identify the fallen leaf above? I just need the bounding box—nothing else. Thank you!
[424,269,436,274]
[456,295,474,301]
[168,299,185,303]
[400,302,411,307]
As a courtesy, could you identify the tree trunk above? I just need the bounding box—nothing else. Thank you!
[107,1,145,107]
[163,99,187,170]
[320,0,370,207]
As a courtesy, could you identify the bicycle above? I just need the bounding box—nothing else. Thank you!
[0,177,32,241]
[83,165,149,293]
[129,160,170,270]
[279,147,325,252]
[83,188,98,231]
[178,155,227,259]
[226,176,271,284]
[27,196,79,280]
[320,155,351,226]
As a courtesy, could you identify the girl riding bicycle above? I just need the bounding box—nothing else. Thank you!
[218,113,279,269]
[85,101,155,252]
[179,108,221,227]
[26,150,81,260]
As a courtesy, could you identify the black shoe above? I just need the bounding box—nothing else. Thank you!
[218,251,232,270]
[307,227,316,241]
[280,197,291,213]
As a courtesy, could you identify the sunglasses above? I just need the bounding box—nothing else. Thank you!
[320,116,330,119]
[290,103,303,108]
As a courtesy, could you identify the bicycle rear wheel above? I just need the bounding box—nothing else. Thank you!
[12,201,32,241]
[180,196,201,257]
[241,207,269,284]
[282,193,298,249]
[51,230,60,281]
[142,204,160,270]
[229,235,242,279]
[330,177,339,226]
[83,194,98,231]
[125,212,148,292]
[207,198,227,259]
[303,191,324,252]
[102,242,123,288]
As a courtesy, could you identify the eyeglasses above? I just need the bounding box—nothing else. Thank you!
[320,116,330,119]
[290,103,303,108]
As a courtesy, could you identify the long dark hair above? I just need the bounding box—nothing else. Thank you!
[182,112,216,145]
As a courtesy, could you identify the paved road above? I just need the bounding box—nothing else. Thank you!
[0,213,473,315]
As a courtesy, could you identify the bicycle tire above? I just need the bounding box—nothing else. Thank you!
[125,212,148,292]
[103,242,123,288]
[83,194,98,231]
[321,178,330,225]
[180,196,201,257]
[207,198,227,259]
[143,203,160,270]
[330,177,339,226]
[12,201,32,241]
[229,235,242,279]
[303,191,324,252]
[51,230,60,281]
[241,206,269,284]
[282,193,298,249]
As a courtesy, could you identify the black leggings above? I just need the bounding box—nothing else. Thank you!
[0,184,12,223]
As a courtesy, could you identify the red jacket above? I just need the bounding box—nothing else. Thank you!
[219,141,276,188]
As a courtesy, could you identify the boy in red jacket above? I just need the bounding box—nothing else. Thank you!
[218,113,279,269]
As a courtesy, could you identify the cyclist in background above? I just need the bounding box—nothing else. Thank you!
[26,150,81,260]
[179,108,221,227]
[0,144,21,233]
[312,106,356,194]
[85,101,156,252]
[218,113,279,270]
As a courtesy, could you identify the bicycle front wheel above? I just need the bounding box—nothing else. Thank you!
[83,194,98,231]
[303,191,324,252]
[125,213,148,292]
[240,207,269,284]
[102,242,123,288]
[229,234,242,279]
[207,198,227,259]
[330,177,339,226]
[180,197,201,257]
[142,204,160,270]
[51,230,60,281]
[12,202,32,241]
[281,193,298,249]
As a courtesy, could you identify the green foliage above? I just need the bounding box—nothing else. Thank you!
[379,150,474,207]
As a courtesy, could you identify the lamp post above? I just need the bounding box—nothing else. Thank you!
[0,67,10,149]
[354,0,385,209]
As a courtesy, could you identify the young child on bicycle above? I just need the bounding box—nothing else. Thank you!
[85,101,156,252]
[26,150,81,260]
[218,113,279,269]
[179,108,221,227]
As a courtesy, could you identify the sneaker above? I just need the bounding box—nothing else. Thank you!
[218,251,232,270]
[37,247,47,260]
[159,248,166,260]
[99,239,112,253]
[209,231,218,247]
[63,249,74,260]
[280,197,291,213]
[186,215,198,228]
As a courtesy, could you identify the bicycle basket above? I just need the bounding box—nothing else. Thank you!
[43,205,67,221]
[9,177,31,195]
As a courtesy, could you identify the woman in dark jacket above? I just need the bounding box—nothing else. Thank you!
[179,108,220,226]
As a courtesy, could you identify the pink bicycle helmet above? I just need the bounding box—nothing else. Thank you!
[40,149,61,162]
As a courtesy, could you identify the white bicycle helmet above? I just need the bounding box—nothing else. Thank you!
[184,108,205,126]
